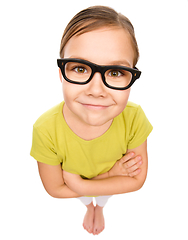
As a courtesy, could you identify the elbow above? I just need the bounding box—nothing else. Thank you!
[136,182,145,191]
[129,181,145,194]
[44,188,59,199]
[47,191,60,199]
[43,185,66,199]
[133,171,148,191]
[121,177,146,194]
[47,190,68,199]
[134,177,147,192]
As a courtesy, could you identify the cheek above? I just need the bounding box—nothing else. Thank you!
[62,80,72,103]
[62,79,81,102]
[113,89,131,108]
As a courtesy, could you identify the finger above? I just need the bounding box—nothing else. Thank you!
[127,160,142,174]
[120,152,135,164]
[123,156,142,168]
[129,168,141,177]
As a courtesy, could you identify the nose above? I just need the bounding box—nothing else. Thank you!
[85,72,107,97]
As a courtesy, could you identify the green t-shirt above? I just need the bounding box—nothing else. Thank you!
[30,101,153,179]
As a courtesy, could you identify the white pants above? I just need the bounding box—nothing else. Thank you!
[78,196,111,207]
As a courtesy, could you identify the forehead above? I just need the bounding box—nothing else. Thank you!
[63,27,135,67]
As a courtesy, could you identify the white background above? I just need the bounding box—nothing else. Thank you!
[1,0,188,239]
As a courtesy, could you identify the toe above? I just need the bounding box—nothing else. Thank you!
[88,227,93,234]
[93,229,98,235]
[96,226,104,235]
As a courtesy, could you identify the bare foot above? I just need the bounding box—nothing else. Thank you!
[83,202,95,234]
[93,205,105,235]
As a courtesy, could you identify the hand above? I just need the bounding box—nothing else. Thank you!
[108,152,142,177]
[63,170,83,193]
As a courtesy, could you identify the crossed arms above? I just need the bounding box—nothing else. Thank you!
[37,140,148,198]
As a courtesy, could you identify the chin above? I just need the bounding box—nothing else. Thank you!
[84,116,112,127]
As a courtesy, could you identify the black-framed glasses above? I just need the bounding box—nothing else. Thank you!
[57,58,141,90]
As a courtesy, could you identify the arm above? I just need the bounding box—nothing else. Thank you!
[92,151,142,180]
[37,150,142,198]
[64,140,148,196]
[37,162,82,198]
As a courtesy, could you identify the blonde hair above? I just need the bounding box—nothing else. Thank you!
[60,6,139,67]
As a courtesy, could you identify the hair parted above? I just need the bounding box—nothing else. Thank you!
[60,6,139,67]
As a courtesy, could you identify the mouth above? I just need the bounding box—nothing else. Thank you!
[81,103,110,110]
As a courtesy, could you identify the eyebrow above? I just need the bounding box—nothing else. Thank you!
[68,56,132,68]
[107,60,132,67]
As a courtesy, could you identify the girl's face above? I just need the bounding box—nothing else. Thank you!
[59,27,135,127]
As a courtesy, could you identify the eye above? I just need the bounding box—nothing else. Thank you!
[108,70,123,77]
[74,66,87,74]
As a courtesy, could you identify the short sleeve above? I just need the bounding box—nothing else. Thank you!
[30,126,60,166]
[127,105,153,149]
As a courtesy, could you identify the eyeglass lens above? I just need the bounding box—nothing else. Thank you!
[64,61,132,88]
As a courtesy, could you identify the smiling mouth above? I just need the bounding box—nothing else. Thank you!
[81,103,110,110]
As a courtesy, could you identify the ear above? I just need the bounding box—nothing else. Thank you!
[59,68,63,83]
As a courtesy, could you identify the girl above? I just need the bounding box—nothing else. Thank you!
[30,6,153,235]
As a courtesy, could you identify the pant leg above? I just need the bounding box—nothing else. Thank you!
[78,196,93,206]
[95,195,112,207]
